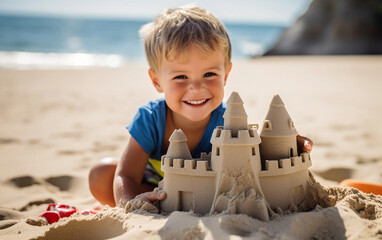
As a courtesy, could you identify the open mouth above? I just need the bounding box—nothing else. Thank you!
[184,98,210,106]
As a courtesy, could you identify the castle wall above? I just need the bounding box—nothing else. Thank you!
[259,152,312,210]
[160,172,215,214]
[160,157,216,214]
[259,153,311,177]
[259,169,310,210]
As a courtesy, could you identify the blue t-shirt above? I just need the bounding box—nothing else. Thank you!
[127,98,225,178]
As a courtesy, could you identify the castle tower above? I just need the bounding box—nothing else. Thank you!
[223,92,248,137]
[165,129,192,159]
[259,95,298,165]
[210,92,269,220]
[258,95,312,211]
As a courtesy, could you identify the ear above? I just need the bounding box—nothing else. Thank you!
[148,69,163,93]
[223,62,232,86]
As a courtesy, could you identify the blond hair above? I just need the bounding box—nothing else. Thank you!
[139,5,231,73]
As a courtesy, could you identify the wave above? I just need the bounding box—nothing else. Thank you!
[0,51,127,69]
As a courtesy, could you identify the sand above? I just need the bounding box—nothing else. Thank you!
[0,56,381,239]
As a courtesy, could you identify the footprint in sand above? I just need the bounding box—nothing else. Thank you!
[356,156,382,164]
[313,168,354,182]
[8,176,40,188]
[7,174,76,193]
[0,220,19,230]
[0,208,26,220]
[33,213,125,240]
[19,199,55,212]
[44,175,74,192]
[0,138,20,144]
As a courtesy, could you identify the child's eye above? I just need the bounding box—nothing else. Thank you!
[173,75,187,80]
[204,72,217,78]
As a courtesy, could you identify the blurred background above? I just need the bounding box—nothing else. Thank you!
[0,0,311,68]
[0,0,381,68]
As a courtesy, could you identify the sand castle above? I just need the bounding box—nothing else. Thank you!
[159,92,312,221]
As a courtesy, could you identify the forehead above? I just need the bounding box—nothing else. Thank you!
[158,47,225,75]
[166,44,223,64]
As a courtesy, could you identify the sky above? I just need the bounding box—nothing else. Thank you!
[0,0,312,25]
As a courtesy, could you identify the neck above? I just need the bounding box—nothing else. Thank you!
[168,110,210,133]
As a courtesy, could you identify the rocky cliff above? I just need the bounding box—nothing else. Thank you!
[266,0,382,55]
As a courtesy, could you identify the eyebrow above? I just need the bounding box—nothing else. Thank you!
[169,67,222,75]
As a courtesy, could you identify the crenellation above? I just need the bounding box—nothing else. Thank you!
[184,159,196,169]
[162,156,173,167]
[197,161,209,171]
[260,155,312,177]
[248,129,255,137]
[161,157,215,176]
[293,156,303,168]
[212,129,261,146]
[301,152,311,162]
[200,152,211,160]
[279,158,291,168]
[265,160,279,171]
[173,159,184,168]
[215,127,222,137]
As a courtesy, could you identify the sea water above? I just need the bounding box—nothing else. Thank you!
[0,14,285,69]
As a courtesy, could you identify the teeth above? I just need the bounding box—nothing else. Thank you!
[186,99,207,105]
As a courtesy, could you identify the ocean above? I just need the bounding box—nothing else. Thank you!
[0,14,285,69]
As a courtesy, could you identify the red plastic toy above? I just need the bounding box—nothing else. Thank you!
[39,203,97,224]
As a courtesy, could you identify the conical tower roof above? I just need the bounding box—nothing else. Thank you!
[260,95,298,137]
[223,91,248,132]
[169,129,188,142]
[165,129,192,159]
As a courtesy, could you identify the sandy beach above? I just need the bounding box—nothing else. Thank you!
[1,56,382,239]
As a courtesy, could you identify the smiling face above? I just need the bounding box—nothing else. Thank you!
[149,45,232,123]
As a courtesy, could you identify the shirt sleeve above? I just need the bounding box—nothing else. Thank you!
[126,99,166,159]
[126,103,159,156]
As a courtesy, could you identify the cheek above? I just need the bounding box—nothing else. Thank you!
[165,82,188,97]
[207,79,225,92]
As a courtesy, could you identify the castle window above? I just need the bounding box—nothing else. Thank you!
[289,119,295,129]
[263,120,272,130]
[216,147,220,156]
[252,147,256,156]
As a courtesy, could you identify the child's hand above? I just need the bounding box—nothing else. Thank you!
[135,188,167,203]
[125,188,167,214]
[297,135,313,153]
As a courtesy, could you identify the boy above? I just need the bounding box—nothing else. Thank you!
[88,5,312,209]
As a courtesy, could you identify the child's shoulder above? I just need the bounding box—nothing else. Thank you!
[139,98,166,112]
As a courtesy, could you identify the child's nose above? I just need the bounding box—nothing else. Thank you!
[188,80,205,92]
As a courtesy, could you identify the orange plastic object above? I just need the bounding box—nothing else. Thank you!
[339,179,382,195]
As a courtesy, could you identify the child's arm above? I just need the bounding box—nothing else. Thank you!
[113,138,158,208]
